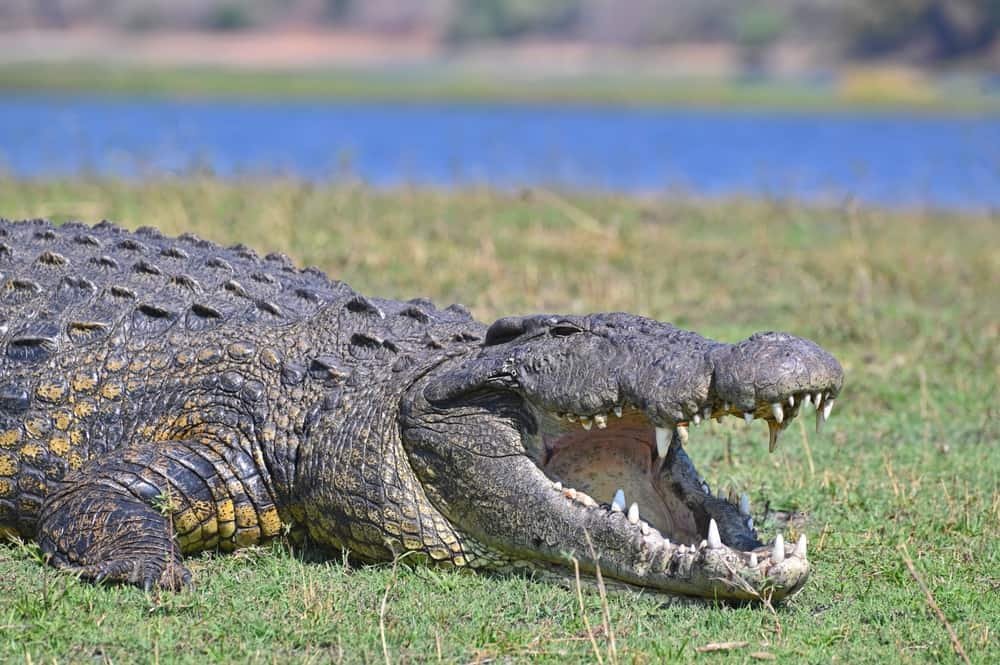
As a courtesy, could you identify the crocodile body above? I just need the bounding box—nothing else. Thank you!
[0,219,842,600]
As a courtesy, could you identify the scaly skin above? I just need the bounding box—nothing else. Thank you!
[0,219,842,600]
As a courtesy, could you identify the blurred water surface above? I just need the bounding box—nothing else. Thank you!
[1,94,997,209]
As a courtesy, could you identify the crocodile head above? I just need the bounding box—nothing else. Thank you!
[401,313,843,601]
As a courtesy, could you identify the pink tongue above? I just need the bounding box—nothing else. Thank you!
[544,429,701,544]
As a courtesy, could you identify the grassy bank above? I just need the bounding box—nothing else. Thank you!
[1,179,998,663]
[1,62,997,113]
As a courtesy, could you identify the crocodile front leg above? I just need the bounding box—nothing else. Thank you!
[37,437,283,591]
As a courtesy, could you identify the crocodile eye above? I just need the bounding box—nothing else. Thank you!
[550,324,583,337]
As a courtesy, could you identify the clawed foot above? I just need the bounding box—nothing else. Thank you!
[52,554,193,592]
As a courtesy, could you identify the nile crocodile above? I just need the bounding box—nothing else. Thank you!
[0,219,842,601]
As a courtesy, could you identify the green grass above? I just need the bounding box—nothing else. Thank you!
[1,61,998,113]
[1,179,998,663]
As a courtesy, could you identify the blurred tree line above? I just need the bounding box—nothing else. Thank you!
[1,0,996,64]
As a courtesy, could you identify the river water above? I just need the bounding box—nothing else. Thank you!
[1,94,997,209]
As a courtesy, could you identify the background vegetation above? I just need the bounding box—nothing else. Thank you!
[4,0,997,65]
[0,179,996,663]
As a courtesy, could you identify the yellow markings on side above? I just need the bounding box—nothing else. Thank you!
[17,443,41,462]
[234,504,258,528]
[235,527,260,548]
[48,435,71,456]
[258,506,282,537]
[35,381,68,403]
[67,452,85,470]
[73,399,97,419]
[0,453,18,476]
[0,429,21,448]
[216,499,235,522]
[23,416,49,438]
[70,372,99,394]
[99,381,123,400]
[174,509,200,534]
[52,411,72,431]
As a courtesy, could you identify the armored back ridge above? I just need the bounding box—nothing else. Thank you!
[0,219,842,600]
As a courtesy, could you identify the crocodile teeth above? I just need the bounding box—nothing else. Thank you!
[813,392,823,407]
[803,393,812,407]
[613,405,623,418]
[593,414,608,429]
[677,424,689,445]
[794,533,807,559]
[744,412,753,424]
[580,416,593,430]
[768,419,781,452]
[822,398,835,421]
[553,481,563,490]
[772,534,785,563]
[739,493,751,516]
[627,502,640,524]
[655,427,670,458]
[749,552,758,567]
[611,489,626,512]
[707,518,722,549]
[703,406,712,420]
[771,402,784,424]
[566,413,577,422]
[701,481,711,495]
[692,413,701,426]
[788,395,795,407]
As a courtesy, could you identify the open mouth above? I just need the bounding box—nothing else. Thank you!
[526,391,834,573]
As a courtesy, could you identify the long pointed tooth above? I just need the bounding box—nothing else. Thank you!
[613,405,623,418]
[707,518,722,549]
[739,493,751,516]
[772,533,785,563]
[794,533,807,559]
[566,413,577,422]
[702,406,712,420]
[822,398,835,421]
[677,424,689,445]
[788,394,795,407]
[627,502,640,524]
[749,552,758,567]
[744,412,754,424]
[692,413,701,426]
[553,481,563,490]
[655,427,670,458]
[580,416,593,430]
[702,481,711,495]
[802,393,812,407]
[768,419,781,452]
[771,402,784,424]
[813,392,823,407]
[611,489,626,512]
[593,414,607,429]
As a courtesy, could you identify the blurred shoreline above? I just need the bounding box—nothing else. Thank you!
[1,28,996,113]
